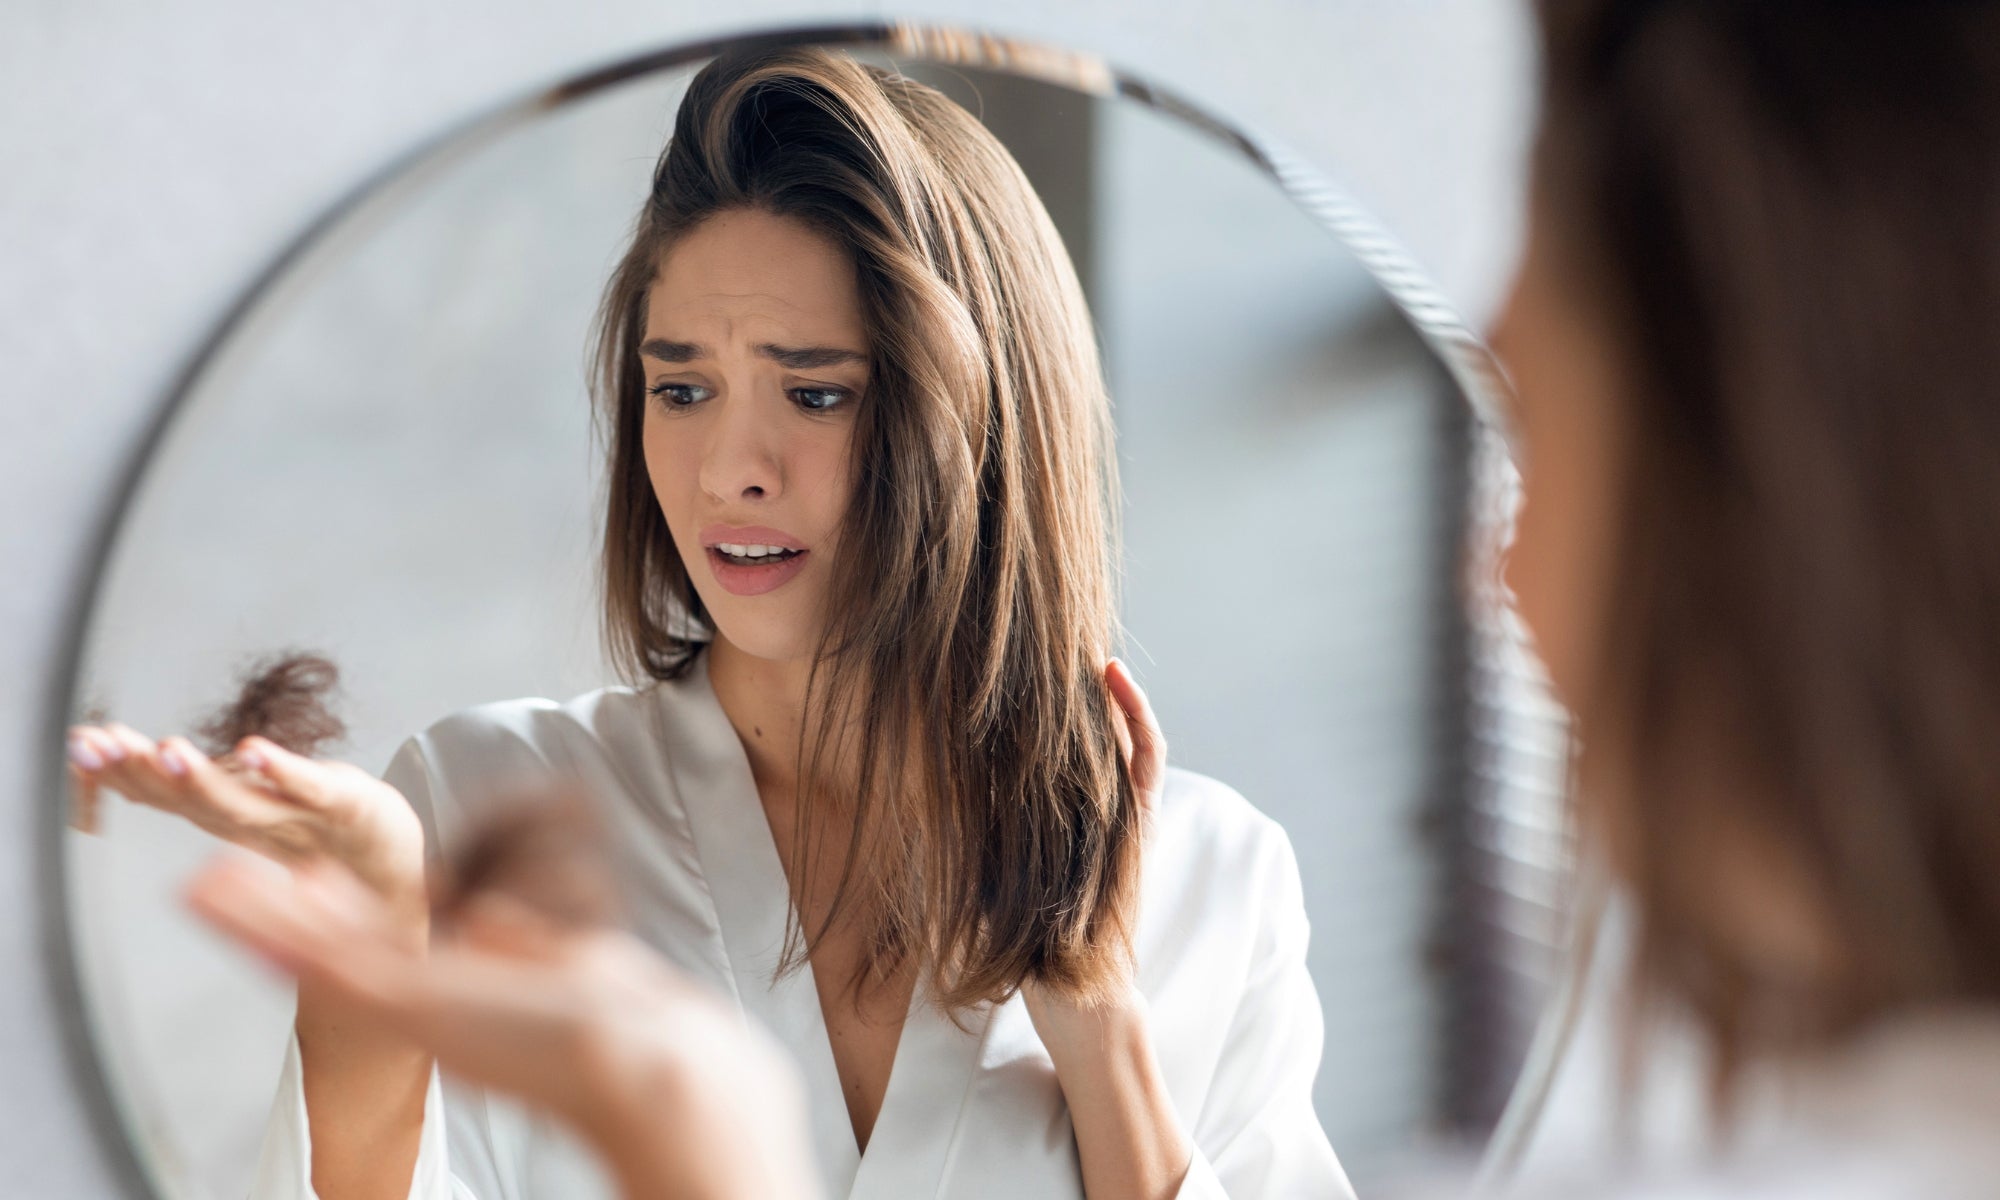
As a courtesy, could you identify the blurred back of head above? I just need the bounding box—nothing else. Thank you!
[1533,0,2000,1092]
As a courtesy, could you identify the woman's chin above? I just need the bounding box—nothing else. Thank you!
[707,617,818,668]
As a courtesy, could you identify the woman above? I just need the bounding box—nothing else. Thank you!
[68,46,1346,1200]
[1492,2,2000,1193]
[198,3,2000,1197]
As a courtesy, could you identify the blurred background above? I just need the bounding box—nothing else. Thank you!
[2,5,1542,1197]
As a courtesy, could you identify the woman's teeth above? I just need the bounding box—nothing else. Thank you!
[714,543,798,565]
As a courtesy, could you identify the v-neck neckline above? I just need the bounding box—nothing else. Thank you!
[655,652,997,1198]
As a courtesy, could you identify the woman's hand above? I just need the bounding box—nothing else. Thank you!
[186,854,820,1200]
[67,726,427,918]
[1022,657,1166,1048]
[1104,657,1166,824]
[1018,659,1191,1200]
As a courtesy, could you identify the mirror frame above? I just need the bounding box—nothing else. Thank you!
[37,22,1566,1199]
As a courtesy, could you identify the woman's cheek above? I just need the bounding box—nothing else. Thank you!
[642,419,696,535]
[1511,397,1612,725]
[1494,282,1624,724]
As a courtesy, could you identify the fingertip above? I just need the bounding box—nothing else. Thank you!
[245,736,312,776]
[183,860,232,914]
[159,736,213,778]
[1108,656,1141,694]
[66,734,104,773]
[89,725,128,760]
[186,853,308,945]
[235,736,271,773]
[157,742,191,779]
[185,853,264,924]
[1106,661,1150,723]
[102,723,147,759]
[195,846,269,883]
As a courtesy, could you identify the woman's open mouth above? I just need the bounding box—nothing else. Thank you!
[712,542,803,567]
[702,533,811,597]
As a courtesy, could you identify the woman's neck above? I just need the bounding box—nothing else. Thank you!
[706,635,817,792]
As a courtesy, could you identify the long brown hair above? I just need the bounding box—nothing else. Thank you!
[1535,1,2000,1090]
[590,47,1136,1009]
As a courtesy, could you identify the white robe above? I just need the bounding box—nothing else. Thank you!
[250,654,1353,1199]
[1382,1008,2000,1200]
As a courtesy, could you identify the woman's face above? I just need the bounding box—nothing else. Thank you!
[640,208,871,665]
[1488,197,1627,737]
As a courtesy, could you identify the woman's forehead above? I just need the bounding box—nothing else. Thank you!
[646,210,864,349]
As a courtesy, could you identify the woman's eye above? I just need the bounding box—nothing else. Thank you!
[647,382,710,409]
[791,387,849,412]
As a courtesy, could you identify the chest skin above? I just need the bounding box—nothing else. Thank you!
[759,781,917,1153]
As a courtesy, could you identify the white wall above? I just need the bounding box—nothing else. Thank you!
[0,3,1533,1194]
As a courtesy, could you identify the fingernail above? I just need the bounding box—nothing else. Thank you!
[67,738,103,772]
[159,745,189,777]
[238,744,268,772]
[100,737,127,764]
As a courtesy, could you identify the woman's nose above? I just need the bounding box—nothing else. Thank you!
[698,397,782,503]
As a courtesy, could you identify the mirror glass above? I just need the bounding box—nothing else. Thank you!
[60,27,1568,1199]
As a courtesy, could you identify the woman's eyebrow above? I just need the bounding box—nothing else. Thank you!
[640,339,704,363]
[757,343,867,370]
[639,340,866,370]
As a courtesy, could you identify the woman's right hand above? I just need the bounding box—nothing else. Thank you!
[187,854,820,1200]
[67,725,427,917]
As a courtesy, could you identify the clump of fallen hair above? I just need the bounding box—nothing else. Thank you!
[430,789,622,931]
[194,651,346,759]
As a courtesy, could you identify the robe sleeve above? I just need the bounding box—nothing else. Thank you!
[242,736,491,1200]
[1176,824,1357,1200]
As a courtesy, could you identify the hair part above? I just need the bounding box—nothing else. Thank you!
[590,47,1138,1010]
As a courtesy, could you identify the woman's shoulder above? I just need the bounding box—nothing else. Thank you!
[403,683,666,766]
[421,682,662,738]
[1151,766,1299,882]
[1133,768,1309,1021]
[390,673,733,803]
[412,661,736,751]
[388,676,721,848]
[1139,767,1304,958]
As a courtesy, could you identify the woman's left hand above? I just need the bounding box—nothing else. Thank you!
[1022,656,1164,1036]
[1018,659,1191,1200]
[1104,657,1166,826]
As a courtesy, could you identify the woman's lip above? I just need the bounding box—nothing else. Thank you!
[706,547,811,597]
[698,523,806,551]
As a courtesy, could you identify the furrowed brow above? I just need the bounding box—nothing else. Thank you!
[757,343,868,370]
[640,339,705,363]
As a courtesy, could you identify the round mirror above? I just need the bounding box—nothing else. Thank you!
[52,24,1570,1200]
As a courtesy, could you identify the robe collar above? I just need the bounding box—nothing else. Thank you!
[654,652,1000,1199]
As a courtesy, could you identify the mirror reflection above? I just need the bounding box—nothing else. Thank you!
[63,35,1562,1200]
